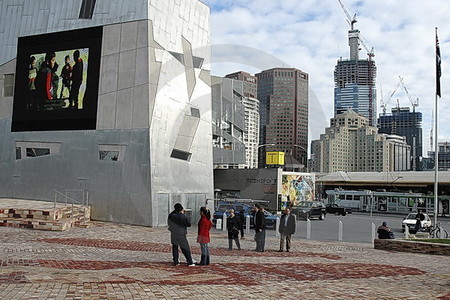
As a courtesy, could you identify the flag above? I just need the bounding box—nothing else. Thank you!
[436,28,441,97]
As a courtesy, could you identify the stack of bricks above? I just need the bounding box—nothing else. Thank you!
[0,200,91,231]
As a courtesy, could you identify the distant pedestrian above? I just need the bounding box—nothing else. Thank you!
[227,209,242,250]
[238,209,245,239]
[278,208,296,252]
[415,209,425,232]
[197,206,212,265]
[253,204,266,252]
[377,221,394,239]
[168,203,195,266]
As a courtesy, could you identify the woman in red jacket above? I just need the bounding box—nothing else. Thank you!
[197,206,212,265]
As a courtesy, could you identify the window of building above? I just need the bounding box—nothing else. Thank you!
[3,74,14,97]
[79,0,97,19]
[99,144,126,162]
[15,141,61,160]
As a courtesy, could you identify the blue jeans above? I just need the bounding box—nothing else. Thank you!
[200,243,210,265]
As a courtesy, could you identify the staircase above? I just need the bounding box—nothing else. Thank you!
[0,198,91,231]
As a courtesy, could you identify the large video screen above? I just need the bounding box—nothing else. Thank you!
[12,26,102,131]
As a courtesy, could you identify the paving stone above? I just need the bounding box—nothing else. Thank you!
[0,221,449,299]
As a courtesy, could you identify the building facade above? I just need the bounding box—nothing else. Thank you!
[211,76,246,168]
[427,142,450,170]
[0,0,213,227]
[225,71,257,98]
[334,27,377,127]
[311,109,410,172]
[378,106,423,170]
[334,59,377,126]
[241,96,260,168]
[256,67,309,168]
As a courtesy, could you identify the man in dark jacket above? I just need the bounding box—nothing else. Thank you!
[168,203,195,266]
[377,221,394,239]
[254,203,266,252]
[278,208,296,252]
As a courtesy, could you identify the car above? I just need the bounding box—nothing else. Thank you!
[401,212,432,233]
[212,202,277,229]
[325,204,352,216]
[292,201,327,220]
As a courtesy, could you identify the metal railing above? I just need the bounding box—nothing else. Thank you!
[53,189,89,226]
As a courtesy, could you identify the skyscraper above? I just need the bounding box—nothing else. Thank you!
[334,28,377,126]
[256,68,308,168]
[378,106,423,170]
[225,72,260,169]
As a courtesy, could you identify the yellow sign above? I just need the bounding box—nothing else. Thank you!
[266,151,285,165]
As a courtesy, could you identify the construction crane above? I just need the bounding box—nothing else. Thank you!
[379,77,403,115]
[359,34,375,59]
[337,0,357,30]
[399,76,419,112]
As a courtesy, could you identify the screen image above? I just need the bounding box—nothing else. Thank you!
[12,26,102,131]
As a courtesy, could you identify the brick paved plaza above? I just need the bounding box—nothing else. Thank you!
[0,222,449,299]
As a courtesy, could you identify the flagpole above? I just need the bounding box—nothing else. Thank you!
[434,88,438,226]
[434,27,440,226]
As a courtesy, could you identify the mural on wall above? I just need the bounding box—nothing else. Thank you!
[12,26,102,131]
[280,174,315,209]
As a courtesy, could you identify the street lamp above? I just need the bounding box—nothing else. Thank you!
[257,143,276,168]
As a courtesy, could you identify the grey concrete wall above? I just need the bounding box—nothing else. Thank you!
[213,168,280,210]
[0,0,213,227]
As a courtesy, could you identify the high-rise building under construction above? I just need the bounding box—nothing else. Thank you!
[378,107,423,171]
[334,28,377,126]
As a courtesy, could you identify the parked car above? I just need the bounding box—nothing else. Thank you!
[212,202,277,229]
[326,204,352,216]
[292,201,327,220]
[401,212,432,233]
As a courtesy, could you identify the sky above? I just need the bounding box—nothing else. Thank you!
[203,0,450,155]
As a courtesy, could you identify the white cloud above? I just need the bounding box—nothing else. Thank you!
[205,0,450,154]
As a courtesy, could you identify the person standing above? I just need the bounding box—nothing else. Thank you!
[59,55,72,100]
[227,209,241,250]
[69,50,83,109]
[35,52,56,110]
[278,208,296,252]
[254,203,266,252]
[197,206,212,265]
[415,209,425,233]
[28,56,38,111]
[168,203,195,266]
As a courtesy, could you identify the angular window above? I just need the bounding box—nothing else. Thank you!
[26,148,50,157]
[99,151,119,161]
[3,74,14,97]
[98,144,126,162]
[171,149,191,161]
[15,141,61,160]
[16,147,21,160]
[79,0,97,19]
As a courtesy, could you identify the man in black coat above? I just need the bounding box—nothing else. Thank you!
[278,208,296,252]
[254,203,266,252]
[168,203,195,266]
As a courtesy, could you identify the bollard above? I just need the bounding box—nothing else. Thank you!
[216,218,222,230]
[306,219,311,239]
[404,225,409,238]
[245,215,250,235]
[275,217,280,237]
[371,223,376,243]
[338,220,343,241]
[222,212,227,232]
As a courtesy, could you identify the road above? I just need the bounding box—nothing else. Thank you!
[256,212,450,244]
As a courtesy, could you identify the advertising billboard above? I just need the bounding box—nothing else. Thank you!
[279,173,315,209]
[11,26,102,131]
